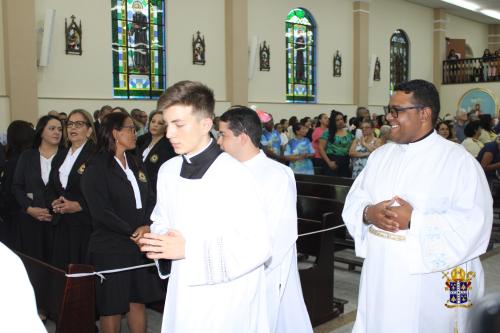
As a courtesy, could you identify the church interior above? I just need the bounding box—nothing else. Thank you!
[1,0,500,332]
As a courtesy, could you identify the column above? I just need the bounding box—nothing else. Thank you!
[433,9,447,90]
[225,0,248,106]
[3,0,38,123]
[488,24,500,53]
[353,1,369,107]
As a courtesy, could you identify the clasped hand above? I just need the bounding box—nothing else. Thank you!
[139,229,185,260]
[365,196,412,232]
[51,196,82,214]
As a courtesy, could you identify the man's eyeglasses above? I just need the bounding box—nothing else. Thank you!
[384,105,425,118]
[66,121,90,129]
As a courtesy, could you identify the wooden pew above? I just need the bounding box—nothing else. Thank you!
[296,181,350,203]
[17,253,95,333]
[297,212,347,326]
[295,174,354,187]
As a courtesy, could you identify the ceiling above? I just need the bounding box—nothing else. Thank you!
[406,0,500,24]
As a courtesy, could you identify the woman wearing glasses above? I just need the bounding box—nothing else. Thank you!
[349,119,381,178]
[81,112,162,333]
[48,109,96,269]
[318,110,354,177]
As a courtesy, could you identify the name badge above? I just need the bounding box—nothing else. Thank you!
[138,171,147,183]
[77,163,86,174]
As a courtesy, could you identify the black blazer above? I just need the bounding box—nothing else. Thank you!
[47,141,96,226]
[81,151,155,254]
[12,148,53,211]
[138,136,176,191]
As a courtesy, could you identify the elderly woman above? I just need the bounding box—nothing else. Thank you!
[81,112,162,333]
[461,121,484,158]
[48,109,96,269]
[137,111,175,192]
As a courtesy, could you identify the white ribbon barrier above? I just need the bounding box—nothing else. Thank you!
[65,224,347,280]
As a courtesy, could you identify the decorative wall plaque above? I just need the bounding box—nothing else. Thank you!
[333,50,341,77]
[259,41,270,71]
[192,31,206,65]
[65,15,82,55]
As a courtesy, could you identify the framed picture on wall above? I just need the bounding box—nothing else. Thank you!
[458,88,498,116]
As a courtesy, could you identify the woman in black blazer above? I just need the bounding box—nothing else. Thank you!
[81,112,162,333]
[137,111,176,191]
[48,109,97,269]
[12,115,63,262]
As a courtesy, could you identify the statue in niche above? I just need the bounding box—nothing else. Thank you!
[259,41,270,71]
[374,57,381,81]
[129,0,149,73]
[295,28,306,82]
[333,50,342,77]
[192,31,206,65]
[65,15,82,55]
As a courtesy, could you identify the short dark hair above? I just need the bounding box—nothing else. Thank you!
[394,79,440,125]
[220,106,262,148]
[157,80,215,119]
[479,114,492,132]
[292,122,304,134]
[33,115,64,149]
[464,120,481,138]
[97,112,132,155]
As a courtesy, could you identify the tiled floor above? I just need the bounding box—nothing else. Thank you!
[45,245,500,333]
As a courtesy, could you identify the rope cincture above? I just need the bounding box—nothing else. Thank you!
[65,224,347,280]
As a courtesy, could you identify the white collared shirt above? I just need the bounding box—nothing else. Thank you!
[40,154,55,185]
[114,155,142,209]
[58,142,86,189]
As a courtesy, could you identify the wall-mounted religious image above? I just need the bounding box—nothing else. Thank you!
[458,88,498,116]
[192,31,206,65]
[128,0,149,73]
[333,50,341,77]
[374,57,381,81]
[65,15,82,55]
[259,41,270,71]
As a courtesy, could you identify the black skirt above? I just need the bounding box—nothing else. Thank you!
[90,250,165,316]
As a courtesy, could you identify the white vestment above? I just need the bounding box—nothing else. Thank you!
[342,132,492,333]
[244,151,312,333]
[151,153,271,333]
[0,242,47,333]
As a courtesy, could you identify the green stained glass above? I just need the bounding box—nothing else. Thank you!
[285,8,316,103]
[111,0,166,99]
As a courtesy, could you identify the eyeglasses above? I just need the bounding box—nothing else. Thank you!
[384,105,425,118]
[66,121,89,129]
[120,125,136,134]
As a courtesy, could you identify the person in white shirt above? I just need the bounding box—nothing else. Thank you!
[139,81,271,333]
[342,79,492,333]
[217,106,312,333]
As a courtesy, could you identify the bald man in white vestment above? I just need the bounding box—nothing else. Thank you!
[342,80,492,333]
[139,81,271,333]
[218,106,313,333]
[0,242,47,333]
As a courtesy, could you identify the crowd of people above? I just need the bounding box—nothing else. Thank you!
[0,78,497,332]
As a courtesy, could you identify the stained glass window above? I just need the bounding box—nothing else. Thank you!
[111,0,165,99]
[286,8,316,103]
[389,29,409,95]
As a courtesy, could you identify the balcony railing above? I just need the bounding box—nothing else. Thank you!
[442,56,500,84]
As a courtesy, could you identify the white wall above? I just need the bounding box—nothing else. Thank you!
[248,0,354,121]
[35,0,227,116]
[440,83,500,116]
[368,0,434,108]
[446,13,488,58]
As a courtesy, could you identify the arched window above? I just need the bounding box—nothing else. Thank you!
[111,0,166,99]
[389,29,409,94]
[285,8,316,103]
